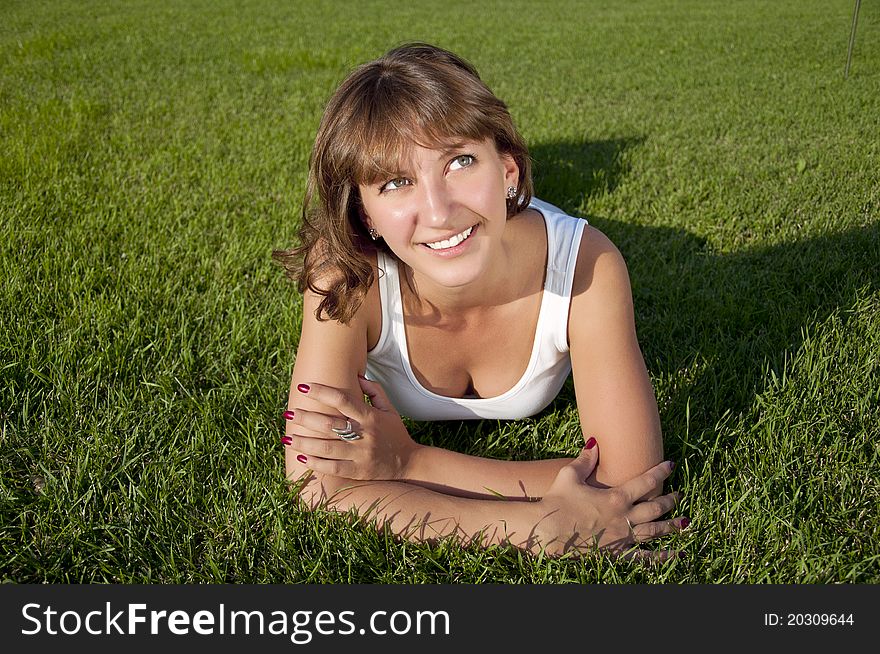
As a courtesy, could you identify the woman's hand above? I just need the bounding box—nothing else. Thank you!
[282,375,420,481]
[532,440,687,561]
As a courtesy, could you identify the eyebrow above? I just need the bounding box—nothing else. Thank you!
[435,141,473,157]
[387,141,474,176]
[366,139,479,186]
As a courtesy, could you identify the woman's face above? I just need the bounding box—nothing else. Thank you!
[358,138,519,290]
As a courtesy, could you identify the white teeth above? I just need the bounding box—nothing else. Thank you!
[425,226,473,250]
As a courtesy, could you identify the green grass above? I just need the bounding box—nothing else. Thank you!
[1,0,878,583]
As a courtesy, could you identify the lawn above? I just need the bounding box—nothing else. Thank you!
[1,0,878,583]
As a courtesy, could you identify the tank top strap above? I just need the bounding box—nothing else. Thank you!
[534,203,587,353]
[371,250,400,359]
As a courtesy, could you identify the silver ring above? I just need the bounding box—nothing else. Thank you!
[331,420,362,441]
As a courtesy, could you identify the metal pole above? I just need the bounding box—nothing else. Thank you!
[845,0,862,78]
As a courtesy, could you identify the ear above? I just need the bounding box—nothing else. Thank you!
[501,152,520,188]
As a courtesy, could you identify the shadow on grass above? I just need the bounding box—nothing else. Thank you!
[530,136,879,457]
[427,136,879,460]
[610,215,877,420]
[530,137,645,214]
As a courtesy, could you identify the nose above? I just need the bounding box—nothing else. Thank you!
[419,178,454,228]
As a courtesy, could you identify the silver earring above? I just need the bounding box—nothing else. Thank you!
[506,186,517,199]
[368,228,379,241]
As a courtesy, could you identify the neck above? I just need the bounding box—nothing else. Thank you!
[403,241,518,317]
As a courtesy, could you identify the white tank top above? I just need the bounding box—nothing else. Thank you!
[365,198,586,421]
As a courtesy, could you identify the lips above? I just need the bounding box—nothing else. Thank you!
[422,225,475,250]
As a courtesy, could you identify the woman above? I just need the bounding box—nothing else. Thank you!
[274,43,688,560]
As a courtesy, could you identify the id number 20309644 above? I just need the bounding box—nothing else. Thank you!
[763,613,854,627]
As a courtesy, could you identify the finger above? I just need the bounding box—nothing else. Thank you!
[618,460,675,503]
[289,445,353,477]
[297,382,367,421]
[564,437,599,482]
[631,517,688,543]
[284,434,351,461]
[358,374,394,412]
[626,491,682,524]
[287,408,358,437]
[289,452,352,478]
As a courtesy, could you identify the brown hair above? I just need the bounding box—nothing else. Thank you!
[273,42,533,323]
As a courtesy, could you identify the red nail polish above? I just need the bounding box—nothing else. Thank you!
[585,437,597,450]
[669,461,676,471]
[680,517,690,529]
[281,436,292,445]
[297,384,310,393]
[282,410,295,420]
[296,454,308,464]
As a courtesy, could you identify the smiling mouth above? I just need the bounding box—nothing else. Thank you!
[422,225,475,250]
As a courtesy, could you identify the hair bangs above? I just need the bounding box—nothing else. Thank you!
[348,82,495,186]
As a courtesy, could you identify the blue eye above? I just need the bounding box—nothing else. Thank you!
[450,154,475,170]
[380,177,411,193]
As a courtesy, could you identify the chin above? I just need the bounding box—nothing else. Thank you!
[423,260,487,289]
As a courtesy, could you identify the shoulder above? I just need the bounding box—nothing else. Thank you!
[522,199,628,296]
[573,226,631,294]
[568,225,635,339]
[295,254,380,387]
[508,205,547,237]
[300,242,381,342]
[504,207,550,278]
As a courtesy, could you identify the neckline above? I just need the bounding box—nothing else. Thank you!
[393,207,552,403]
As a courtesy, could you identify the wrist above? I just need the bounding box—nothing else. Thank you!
[399,441,429,481]
[524,498,563,556]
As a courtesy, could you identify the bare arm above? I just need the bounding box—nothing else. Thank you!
[568,226,664,493]
[294,467,546,550]
[400,448,571,500]
[284,269,682,556]
[286,274,568,501]
[292,437,681,559]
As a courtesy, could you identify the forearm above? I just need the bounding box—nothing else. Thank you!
[402,444,573,500]
[290,465,548,552]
